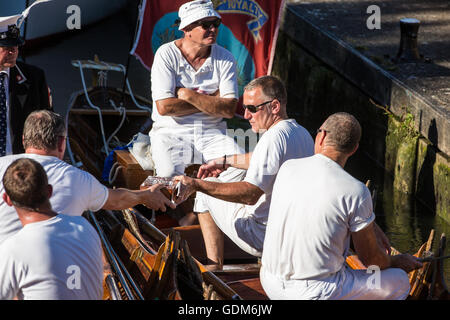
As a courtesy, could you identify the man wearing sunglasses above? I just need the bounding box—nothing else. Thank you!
[174,76,314,269]
[149,0,245,225]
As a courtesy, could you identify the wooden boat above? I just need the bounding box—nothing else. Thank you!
[66,60,448,300]
[65,57,153,182]
[1,0,128,44]
[66,57,205,228]
[86,208,258,300]
[346,229,449,300]
[91,204,449,300]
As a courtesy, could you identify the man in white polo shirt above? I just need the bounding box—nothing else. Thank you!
[0,158,103,300]
[261,112,422,300]
[0,110,175,244]
[149,0,245,182]
[174,76,315,269]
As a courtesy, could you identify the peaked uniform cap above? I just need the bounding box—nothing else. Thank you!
[178,0,221,30]
[0,15,24,47]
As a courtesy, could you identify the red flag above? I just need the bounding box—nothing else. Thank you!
[131,0,285,116]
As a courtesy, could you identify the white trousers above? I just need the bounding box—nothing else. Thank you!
[149,124,245,180]
[194,185,265,257]
[260,265,410,300]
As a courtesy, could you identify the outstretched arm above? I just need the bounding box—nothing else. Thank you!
[197,153,252,179]
[102,184,176,212]
[174,175,263,206]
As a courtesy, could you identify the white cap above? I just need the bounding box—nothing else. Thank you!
[0,15,21,33]
[178,0,221,30]
[0,0,52,46]
[0,15,23,46]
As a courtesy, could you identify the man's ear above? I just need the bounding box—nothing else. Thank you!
[318,130,327,147]
[57,136,65,153]
[271,99,281,115]
[3,193,13,207]
[348,143,359,157]
[47,184,53,199]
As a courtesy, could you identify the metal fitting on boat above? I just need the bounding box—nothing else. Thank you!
[395,18,422,63]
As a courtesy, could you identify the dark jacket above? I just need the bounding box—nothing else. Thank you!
[8,61,53,154]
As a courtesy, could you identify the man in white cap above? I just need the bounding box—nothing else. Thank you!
[149,0,246,225]
[149,0,247,225]
[0,14,52,156]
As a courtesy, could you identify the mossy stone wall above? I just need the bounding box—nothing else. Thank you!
[272,31,450,223]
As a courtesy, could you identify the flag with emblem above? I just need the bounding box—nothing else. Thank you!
[130,0,286,116]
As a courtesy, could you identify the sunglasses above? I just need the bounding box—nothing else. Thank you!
[194,19,221,30]
[242,100,273,113]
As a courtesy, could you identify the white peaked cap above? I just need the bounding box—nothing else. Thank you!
[0,15,22,33]
[0,0,52,46]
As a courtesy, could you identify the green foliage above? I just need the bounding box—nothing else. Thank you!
[391,110,420,140]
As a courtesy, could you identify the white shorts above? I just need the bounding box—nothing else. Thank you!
[194,185,265,257]
[149,124,245,178]
[260,265,410,300]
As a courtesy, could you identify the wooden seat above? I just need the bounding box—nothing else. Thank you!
[113,150,154,190]
[113,150,201,190]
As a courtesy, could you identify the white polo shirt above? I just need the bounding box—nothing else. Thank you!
[262,154,375,281]
[150,41,238,129]
[243,119,315,227]
[0,153,109,244]
[0,215,103,300]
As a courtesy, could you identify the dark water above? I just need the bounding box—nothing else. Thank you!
[347,150,450,288]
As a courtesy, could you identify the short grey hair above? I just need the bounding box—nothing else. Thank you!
[22,110,66,151]
[321,112,361,153]
[244,75,287,107]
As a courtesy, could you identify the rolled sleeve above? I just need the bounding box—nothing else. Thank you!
[151,48,177,102]
[217,50,238,99]
[349,194,376,233]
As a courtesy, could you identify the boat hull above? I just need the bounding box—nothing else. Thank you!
[0,0,129,42]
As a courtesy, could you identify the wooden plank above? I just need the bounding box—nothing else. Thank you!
[113,150,154,190]
[115,150,144,170]
[226,278,268,300]
[162,224,256,263]
[68,137,102,179]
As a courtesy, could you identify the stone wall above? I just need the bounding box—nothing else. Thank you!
[272,31,450,223]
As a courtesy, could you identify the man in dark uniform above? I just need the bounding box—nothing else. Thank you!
[0,15,52,156]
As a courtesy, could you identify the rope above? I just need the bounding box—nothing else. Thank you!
[117,64,152,113]
[105,107,127,151]
[76,60,110,155]
[108,162,124,185]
